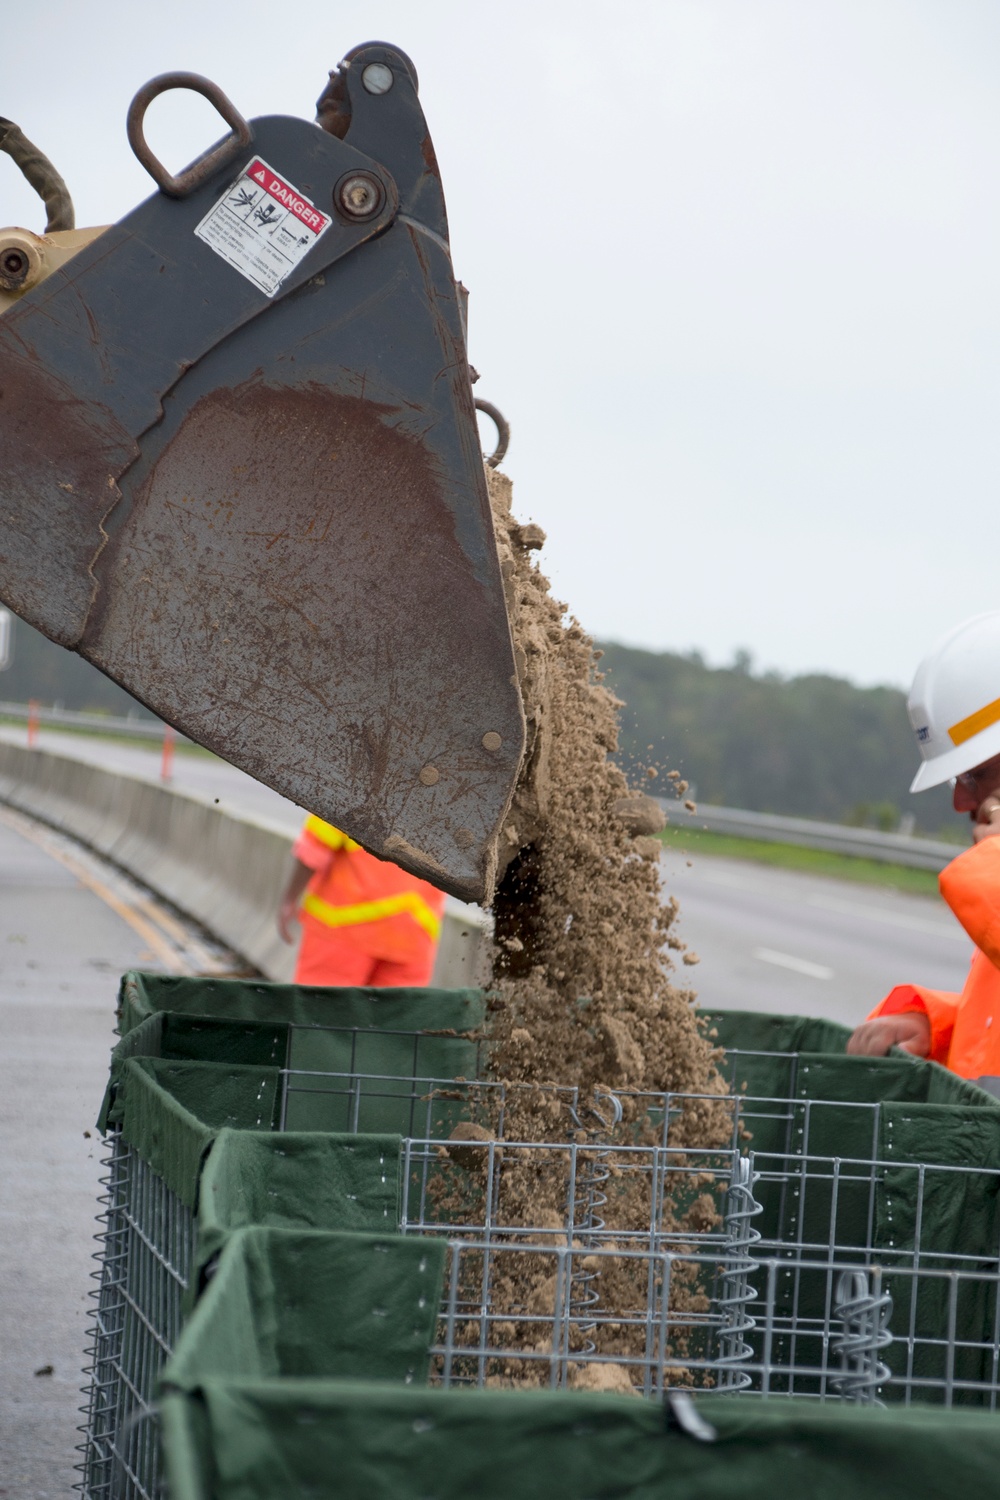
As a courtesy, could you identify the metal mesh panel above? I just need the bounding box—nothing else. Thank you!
[395,1138,1000,1407]
[429,1238,968,1402]
[273,1040,1000,1407]
[78,1131,193,1500]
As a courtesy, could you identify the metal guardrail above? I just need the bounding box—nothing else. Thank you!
[0,699,183,742]
[661,800,966,873]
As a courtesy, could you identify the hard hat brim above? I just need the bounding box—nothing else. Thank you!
[910,757,957,794]
[910,718,1000,794]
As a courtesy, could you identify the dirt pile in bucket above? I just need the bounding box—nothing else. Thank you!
[425,470,734,1392]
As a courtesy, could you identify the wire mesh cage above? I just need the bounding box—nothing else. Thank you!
[80,1019,1000,1499]
[413,1149,1000,1406]
[78,1130,192,1500]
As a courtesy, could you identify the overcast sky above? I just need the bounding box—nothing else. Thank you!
[4,1,1000,687]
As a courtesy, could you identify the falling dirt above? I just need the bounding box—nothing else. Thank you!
[484,465,726,1135]
[425,470,734,1392]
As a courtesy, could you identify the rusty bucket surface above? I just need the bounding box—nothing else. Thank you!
[0,47,524,901]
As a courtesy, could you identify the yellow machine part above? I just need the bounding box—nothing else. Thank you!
[0,224,108,313]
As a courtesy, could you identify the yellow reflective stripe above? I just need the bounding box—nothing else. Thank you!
[301,889,441,941]
[303,815,360,853]
[948,695,1000,747]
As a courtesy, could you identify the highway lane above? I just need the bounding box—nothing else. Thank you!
[0,807,233,1495]
[660,844,972,1029]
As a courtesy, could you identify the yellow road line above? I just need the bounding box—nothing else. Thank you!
[0,804,192,974]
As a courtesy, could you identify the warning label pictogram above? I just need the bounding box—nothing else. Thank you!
[194,156,332,297]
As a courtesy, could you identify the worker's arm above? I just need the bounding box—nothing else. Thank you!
[278,857,314,944]
[850,981,962,1064]
[277,817,345,944]
[847,839,1000,1063]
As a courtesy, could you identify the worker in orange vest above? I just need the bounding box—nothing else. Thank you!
[278,815,447,987]
[848,613,1000,1091]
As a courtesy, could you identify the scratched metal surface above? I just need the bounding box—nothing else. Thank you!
[0,48,525,901]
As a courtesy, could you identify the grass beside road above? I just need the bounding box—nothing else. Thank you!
[658,824,944,897]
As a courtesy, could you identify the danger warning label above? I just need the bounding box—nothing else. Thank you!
[194,157,332,297]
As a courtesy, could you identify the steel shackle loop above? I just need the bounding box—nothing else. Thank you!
[127,72,253,198]
[474,398,510,469]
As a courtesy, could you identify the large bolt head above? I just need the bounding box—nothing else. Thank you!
[0,230,43,293]
[334,172,385,222]
[361,62,394,95]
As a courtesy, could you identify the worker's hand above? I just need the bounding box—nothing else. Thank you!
[973,796,1000,843]
[277,897,301,944]
[846,1012,931,1058]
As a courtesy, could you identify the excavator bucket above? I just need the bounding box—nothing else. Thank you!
[0,44,524,902]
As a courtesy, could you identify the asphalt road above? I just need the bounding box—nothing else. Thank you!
[660,844,972,1029]
[0,806,233,1497]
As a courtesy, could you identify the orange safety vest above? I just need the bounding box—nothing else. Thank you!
[293,816,446,964]
[868,837,1000,1081]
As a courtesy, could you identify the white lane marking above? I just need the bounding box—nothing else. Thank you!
[753,947,833,980]
[805,892,967,941]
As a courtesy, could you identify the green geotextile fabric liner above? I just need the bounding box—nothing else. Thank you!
[98,1013,289,1132]
[196,1129,403,1269]
[708,1009,852,1058]
[158,1385,1000,1500]
[875,1100,1000,1398]
[162,1226,445,1393]
[118,971,485,1037]
[115,1059,282,1207]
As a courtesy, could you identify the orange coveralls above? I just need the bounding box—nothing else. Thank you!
[868,837,1000,1082]
[292,815,446,988]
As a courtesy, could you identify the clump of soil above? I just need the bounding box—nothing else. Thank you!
[423,470,734,1393]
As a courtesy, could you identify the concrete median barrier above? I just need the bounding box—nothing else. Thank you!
[0,741,490,987]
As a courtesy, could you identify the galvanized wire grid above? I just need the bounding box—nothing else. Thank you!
[392,1129,1000,1406]
[432,1238,954,1401]
[78,1130,192,1500]
[277,1044,1000,1405]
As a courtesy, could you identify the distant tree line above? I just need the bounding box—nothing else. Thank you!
[0,615,958,834]
[598,641,957,836]
[1,614,156,719]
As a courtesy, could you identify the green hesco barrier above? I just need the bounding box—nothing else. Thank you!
[107,1058,402,1232]
[163,1226,445,1392]
[708,1008,853,1057]
[112,974,485,1134]
[117,970,485,1037]
[158,1385,1000,1500]
[666,1014,1000,1403]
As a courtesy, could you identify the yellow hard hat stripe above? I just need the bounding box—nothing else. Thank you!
[301,889,441,941]
[948,694,1000,747]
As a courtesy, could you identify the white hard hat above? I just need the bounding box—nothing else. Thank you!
[908,611,1000,792]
